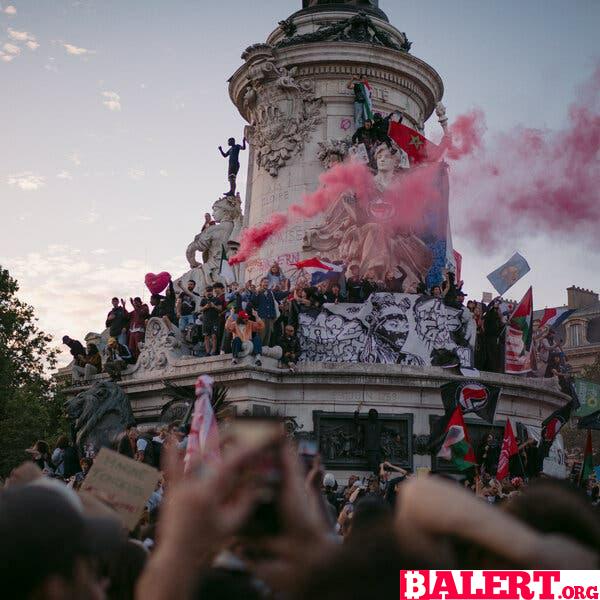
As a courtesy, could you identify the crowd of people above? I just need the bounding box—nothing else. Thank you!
[2,420,598,600]
[61,256,578,391]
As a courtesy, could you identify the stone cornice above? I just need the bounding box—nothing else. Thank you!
[229,42,443,124]
[62,356,569,409]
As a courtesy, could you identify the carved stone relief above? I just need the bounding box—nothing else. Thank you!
[241,46,323,176]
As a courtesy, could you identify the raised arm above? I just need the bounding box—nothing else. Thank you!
[241,137,247,150]
[218,146,230,158]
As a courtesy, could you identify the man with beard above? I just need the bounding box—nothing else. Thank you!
[359,294,421,365]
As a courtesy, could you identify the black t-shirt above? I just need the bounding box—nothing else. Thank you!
[200,296,223,325]
[106,307,128,336]
[228,144,242,166]
[353,82,366,103]
[179,292,200,316]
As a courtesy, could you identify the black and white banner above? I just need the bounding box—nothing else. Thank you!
[298,293,475,367]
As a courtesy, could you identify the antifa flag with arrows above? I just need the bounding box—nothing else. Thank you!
[441,380,501,425]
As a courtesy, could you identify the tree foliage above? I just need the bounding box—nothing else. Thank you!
[0,267,68,477]
[581,352,600,384]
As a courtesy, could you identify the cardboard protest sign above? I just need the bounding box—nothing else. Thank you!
[81,447,159,530]
[487,252,530,296]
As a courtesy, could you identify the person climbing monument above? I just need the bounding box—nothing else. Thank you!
[218,136,247,197]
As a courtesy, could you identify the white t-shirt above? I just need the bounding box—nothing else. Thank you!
[136,438,148,452]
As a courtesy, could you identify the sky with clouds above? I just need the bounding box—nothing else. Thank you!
[1,0,599,365]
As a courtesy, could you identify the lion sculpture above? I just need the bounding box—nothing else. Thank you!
[65,381,135,452]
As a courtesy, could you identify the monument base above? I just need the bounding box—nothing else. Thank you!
[60,355,568,474]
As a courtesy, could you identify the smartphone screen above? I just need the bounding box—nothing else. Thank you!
[226,416,284,537]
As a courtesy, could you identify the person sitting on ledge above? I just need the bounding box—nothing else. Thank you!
[280,324,301,373]
[72,342,102,382]
[226,309,264,367]
[62,335,86,365]
[104,336,133,381]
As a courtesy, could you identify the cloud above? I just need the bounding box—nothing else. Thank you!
[26,40,39,51]
[159,169,169,177]
[57,170,73,180]
[3,245,184,365]
[69,152,81,166]
[101,90,121,111]
[62,42,94,56]
[8,28,34,42]
[82,209,100,225]
[3,5,17,15]
[3,42,20,55]
[91,248,108,256]
[7,172,45,191]
[131,215,152,222]
[0,52,15,62]
[128,168,145,181]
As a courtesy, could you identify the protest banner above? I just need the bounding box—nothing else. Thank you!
[81,447,160,530]
[574,379,600,417]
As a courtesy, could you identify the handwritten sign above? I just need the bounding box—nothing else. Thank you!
[81,447,160,530]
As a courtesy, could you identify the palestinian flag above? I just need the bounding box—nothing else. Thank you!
[496,419,519,481]
[579,429,594,487]
[388,121,438,165]
[218,245,235,284]
[505,286,533,375]
[357,81,374,121]
[542,401,573,442]
[436,407,477,470]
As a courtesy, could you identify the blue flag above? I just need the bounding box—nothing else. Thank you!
[487,252,530,296]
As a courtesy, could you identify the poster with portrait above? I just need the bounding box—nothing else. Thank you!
[486,252,531,296]
[298,293,475,368]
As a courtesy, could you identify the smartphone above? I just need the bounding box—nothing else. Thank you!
[297,438,318,473]
[226,416,284,538]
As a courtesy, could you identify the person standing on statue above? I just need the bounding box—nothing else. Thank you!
[218,136,247,197]
[347,74,373,129]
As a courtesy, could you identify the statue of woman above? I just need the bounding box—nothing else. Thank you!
[303,144,431,288]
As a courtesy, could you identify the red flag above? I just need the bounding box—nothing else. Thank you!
[496,420,519,481]
[388,121,438,165]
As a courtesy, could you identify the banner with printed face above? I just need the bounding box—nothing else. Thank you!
[298,293,475,367]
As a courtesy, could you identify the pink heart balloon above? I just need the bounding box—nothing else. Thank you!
[144,271,171,295]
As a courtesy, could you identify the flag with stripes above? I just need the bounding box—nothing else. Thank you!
[505,287,533,375]
[184,375,221,472]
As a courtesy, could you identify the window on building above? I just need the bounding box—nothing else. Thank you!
[587,317,600,344]
[569,323,584,347]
